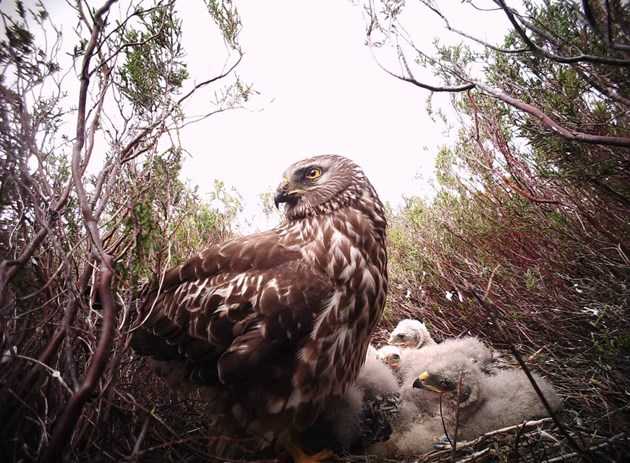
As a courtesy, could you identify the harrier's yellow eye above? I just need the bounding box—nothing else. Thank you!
[305,167,322,179]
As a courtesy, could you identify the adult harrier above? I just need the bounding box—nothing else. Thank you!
[132,154,388,461]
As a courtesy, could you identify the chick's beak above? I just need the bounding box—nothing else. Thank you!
[412,371,445,393]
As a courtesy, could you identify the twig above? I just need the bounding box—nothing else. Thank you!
[543,432,627,462]
[473,81,630,148]
[127,408,152,463]
[462,282,595,463]
[41,256,117,462]
[40,2,118,459]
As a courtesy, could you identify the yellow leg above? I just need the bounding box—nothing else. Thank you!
[287,442,333,463]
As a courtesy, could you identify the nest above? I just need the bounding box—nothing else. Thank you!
[332,418,629,463]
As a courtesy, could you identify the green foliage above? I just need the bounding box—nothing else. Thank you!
[111,149,244,288]
[591,330,630,358]
[0,2,57,80]
[524,266,541,291]
[258,190,281,220]
[117,3,189,117]
[170,179,244,259]
[206,0,242,50]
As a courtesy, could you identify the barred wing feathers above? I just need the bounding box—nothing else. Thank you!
[133,229,332,385]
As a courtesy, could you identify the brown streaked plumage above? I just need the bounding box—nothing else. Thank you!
[131,154,388,460]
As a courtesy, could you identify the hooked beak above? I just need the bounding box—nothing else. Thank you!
[274,191,289,209]
[274,177,307,208]
[413,371,472,402]
[274,177,291,209]
[413,371,445,393]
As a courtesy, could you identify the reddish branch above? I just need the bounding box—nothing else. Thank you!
[366,0,630,148]
[71,2,115,258]
[581,0,630,52]
[474,82,630,147]
[41,256,117,462]
[41,1,118,460]
[372,63,630,147]
[467,92,564,205]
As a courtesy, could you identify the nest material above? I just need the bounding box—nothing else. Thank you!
[112,337,628,462]
[331,418,629,463]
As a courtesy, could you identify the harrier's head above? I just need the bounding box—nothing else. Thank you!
[274,154,373,220]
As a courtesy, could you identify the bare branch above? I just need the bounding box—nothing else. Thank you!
[177,51,244,105]
[71,0,116,260]
[41,1,118,459]
[373,44,630,148]
[365,12,474,93]
[41,256,117,463]
[474,81,630,147]
[423,0,528,54]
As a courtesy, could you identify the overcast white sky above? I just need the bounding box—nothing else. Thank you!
[5,0,507,230]
[175,0,462,228]
[173,1,509,230]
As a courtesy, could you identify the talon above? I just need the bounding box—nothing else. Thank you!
[432,435,453,450]
[288,442,333,463]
